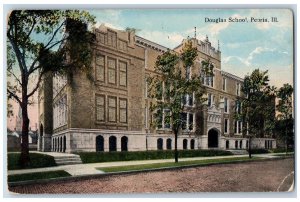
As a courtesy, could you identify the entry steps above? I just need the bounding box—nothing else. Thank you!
[228,149,249,155]
[54,155,82,165]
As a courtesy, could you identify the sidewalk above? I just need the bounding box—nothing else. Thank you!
[7,152,290,176]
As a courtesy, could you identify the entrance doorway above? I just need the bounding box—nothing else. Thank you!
[96,135,104,152]
[208,129,219,148]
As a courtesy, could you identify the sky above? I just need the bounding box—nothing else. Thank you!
[90,9,293,87]
[7,8,294,130]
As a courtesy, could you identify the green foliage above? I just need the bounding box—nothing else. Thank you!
[99,157,259,173]
[237,69,276,138]
[77,150,233,164]
[246,148,269,154]
[8,153,57,170]
[270,148,294,153]
[149,40,209,133]
[7,10,96,167]
[8,170,70,182]
[276,83,294,149]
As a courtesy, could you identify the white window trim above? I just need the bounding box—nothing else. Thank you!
[222,77,227,91]
[224,118,229,134]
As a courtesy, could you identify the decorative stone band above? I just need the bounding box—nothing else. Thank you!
[221,70,244,82]
[135,36,168,52]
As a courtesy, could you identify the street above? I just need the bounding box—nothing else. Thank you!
[8,158,294,194]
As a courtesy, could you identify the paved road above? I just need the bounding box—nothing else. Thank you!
[8,158,294,194]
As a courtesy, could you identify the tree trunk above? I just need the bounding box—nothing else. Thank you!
[20,89,30,167]
[285,126,288,155]
[248,137,252,158]
[174,130,178,163]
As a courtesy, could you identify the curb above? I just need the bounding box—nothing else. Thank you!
[8,156,293,187]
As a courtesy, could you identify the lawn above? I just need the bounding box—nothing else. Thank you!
[8,152,57,170]
[8,170,71,182]
[98,156,261,173]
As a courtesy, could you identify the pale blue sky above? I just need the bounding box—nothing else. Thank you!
[90,9,293,88]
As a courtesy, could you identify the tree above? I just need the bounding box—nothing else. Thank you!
[148,40,213,163]
[276,83,294,153]
[237,69,276,158]
[7,10,95,167]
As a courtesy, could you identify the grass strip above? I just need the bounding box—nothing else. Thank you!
[98,157,261,173]
[271,153,294,157]
[8,170,71,182]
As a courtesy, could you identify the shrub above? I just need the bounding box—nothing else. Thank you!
[247,149,269,154]
[77,149,233,164]
[8,153,57,170]
[270,148,294,153]
[8,170,70,182]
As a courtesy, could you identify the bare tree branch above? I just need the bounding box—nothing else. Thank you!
[7,69,22,86]
[7,89,22,105]
[44,22,65,50]
[27,70,44,98]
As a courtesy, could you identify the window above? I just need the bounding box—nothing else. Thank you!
[208,93,214,107]
[236,100,241,114]
[108,58,116,84]
[156,81,163,100]
[107,31,117,48]
[164,109,171,129]
[96,54,105,82]
[224,98,228,113]
[222,77,226,91]
[156,109,163,129]
[53,95,68,129]
[224,118,229,134]
[119,98,127,123]
[119,61,127,87]
[98,33,105,44]
[119,40,128,51]
[181,113,187,130]
[236,83,240,96]
[156,109,171,129]
[183,139,188,149]
[166,138,172,150]
[190,139,195,149]
[183,94,194,106]
[186,66,191,80]
[189,113,194,130]
[157,138,163,150]
[234,120,242,134]
[96,95,105,121]
[181,112,194,131]
[108,96,117,122]
[145,107,148,128]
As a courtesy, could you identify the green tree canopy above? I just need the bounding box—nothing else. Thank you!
[7,10,96,167]
[148,40,213,162]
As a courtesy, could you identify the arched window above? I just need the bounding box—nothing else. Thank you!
[239,140,242,149]
[96,135,104,152]
[246,140,249,149]
[40,124,43,137]
[265,140,268,149]
[166,138,172,150]
[60,136,63,152]
[183,139,187,150]
[235,140,238,149]
[63,136,66,153]
[109,136,117,152]
[121,136,128,151]
[226,140,229,149]
[208,129,218,148]
[190,139,195,149]
[157,138,163,150]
